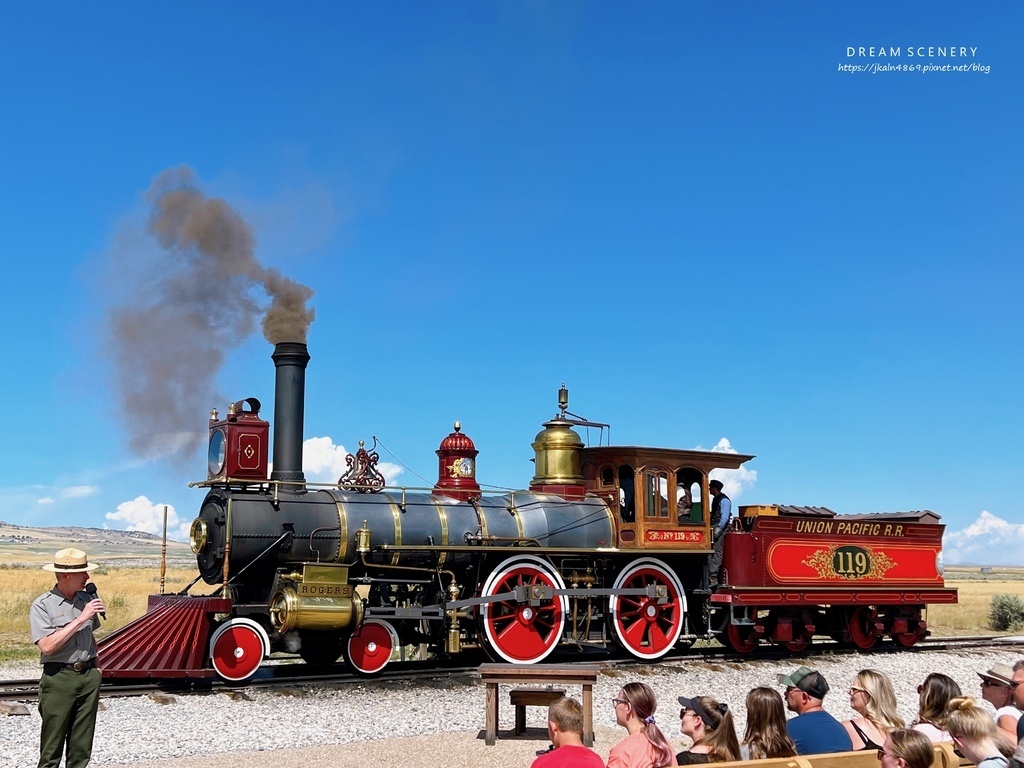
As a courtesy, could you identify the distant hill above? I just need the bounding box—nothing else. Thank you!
[0,520,193,565]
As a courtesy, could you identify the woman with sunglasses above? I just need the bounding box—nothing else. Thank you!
[910,673,961,743]
[675,695,740,764]
[741,687,797,760]
[841,669,905,751]
[608,682,676,768]
[946,696,1010,768]
[877,728,936,768]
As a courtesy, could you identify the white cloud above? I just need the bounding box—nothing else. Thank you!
[105,496,190,541]
[943,511,1024,566]
[301,437,404,487]
[35,484,100,506]
[62,485,100,499]
[704,438,758,501]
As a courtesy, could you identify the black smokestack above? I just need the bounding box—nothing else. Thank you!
[105,166,316,463]
[270,342,310,488]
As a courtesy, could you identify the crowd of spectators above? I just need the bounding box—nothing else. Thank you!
[529,659,1024,768]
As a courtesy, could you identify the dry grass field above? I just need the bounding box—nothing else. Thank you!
[2,562,1021,664]
[0,565,212,663]
[928,565,1024,636]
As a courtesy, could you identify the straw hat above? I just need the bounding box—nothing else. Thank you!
[42,548,95,573]
[977,663,1015,687]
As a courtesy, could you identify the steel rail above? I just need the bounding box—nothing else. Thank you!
[3,635,1022,704]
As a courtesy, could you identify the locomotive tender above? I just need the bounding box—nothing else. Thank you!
[98,342,958,681]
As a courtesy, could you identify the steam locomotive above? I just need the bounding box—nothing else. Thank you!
[97,342,958,682]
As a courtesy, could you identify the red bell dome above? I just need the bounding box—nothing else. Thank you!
[434,422,481,501]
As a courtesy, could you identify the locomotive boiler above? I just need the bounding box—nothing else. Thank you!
[96,341,958,682]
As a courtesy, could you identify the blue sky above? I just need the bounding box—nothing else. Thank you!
[0,3,1020,564]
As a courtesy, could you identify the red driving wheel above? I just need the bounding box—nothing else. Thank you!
[610,558,686,660]
[479,555,566,664]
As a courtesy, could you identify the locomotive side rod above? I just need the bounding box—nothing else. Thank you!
[444,584,666,611]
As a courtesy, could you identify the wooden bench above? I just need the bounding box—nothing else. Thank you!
[478,663,600,747]
[708,743,965,768]
[510,686,566,736]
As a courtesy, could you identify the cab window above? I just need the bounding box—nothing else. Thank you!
[676,468,704,524]
[644,469,670,519]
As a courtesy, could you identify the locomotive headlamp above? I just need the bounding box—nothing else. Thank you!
[189,518,209,554]
[208,428,226,477]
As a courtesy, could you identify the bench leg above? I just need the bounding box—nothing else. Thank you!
[486,683,498,746]
[514,704,526,736]
[582,684,594,747]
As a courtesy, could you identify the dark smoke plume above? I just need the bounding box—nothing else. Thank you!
[108,166,315,461]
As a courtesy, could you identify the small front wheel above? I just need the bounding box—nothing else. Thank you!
[209,618,269,682]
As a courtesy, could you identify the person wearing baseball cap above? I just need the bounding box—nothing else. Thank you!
[675,694,740,764]
[778,666,853,755]
[977,662,1022,749]
[29,548,106,768]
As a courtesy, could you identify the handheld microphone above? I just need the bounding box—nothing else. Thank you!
[85,582,106,619]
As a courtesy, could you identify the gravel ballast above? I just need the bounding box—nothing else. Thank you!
[3,647,1023,768]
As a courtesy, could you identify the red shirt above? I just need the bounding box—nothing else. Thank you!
[531,745,606,768]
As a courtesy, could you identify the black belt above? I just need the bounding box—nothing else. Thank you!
[44,659,96,673]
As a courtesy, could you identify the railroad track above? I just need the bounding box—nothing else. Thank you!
[3,634,1021,704]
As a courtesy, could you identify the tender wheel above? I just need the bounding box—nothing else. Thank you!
[479,555,567,664]
[722,622,758,654]
[891,630,922,648]
[209,618,269,682]
[889,608,926,648]
[346,619,398,676]
[847,606,880,650]
[772,611,813,653]
[610,558,686,660]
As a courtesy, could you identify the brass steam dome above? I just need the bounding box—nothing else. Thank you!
[530,417,584,487]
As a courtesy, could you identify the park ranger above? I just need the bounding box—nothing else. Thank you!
[29,548,106,768]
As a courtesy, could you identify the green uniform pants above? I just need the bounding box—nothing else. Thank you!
[38,667,101,768]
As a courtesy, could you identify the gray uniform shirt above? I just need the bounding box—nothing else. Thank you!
[29,587,99,664]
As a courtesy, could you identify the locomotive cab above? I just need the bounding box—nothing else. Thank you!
[580,446,753,552]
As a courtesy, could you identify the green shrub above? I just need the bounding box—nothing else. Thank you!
[989,593,1024,631]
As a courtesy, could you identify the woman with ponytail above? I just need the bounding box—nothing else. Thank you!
[676,695,741,764]
[608,682,677,768]
[946,696,1010,768]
